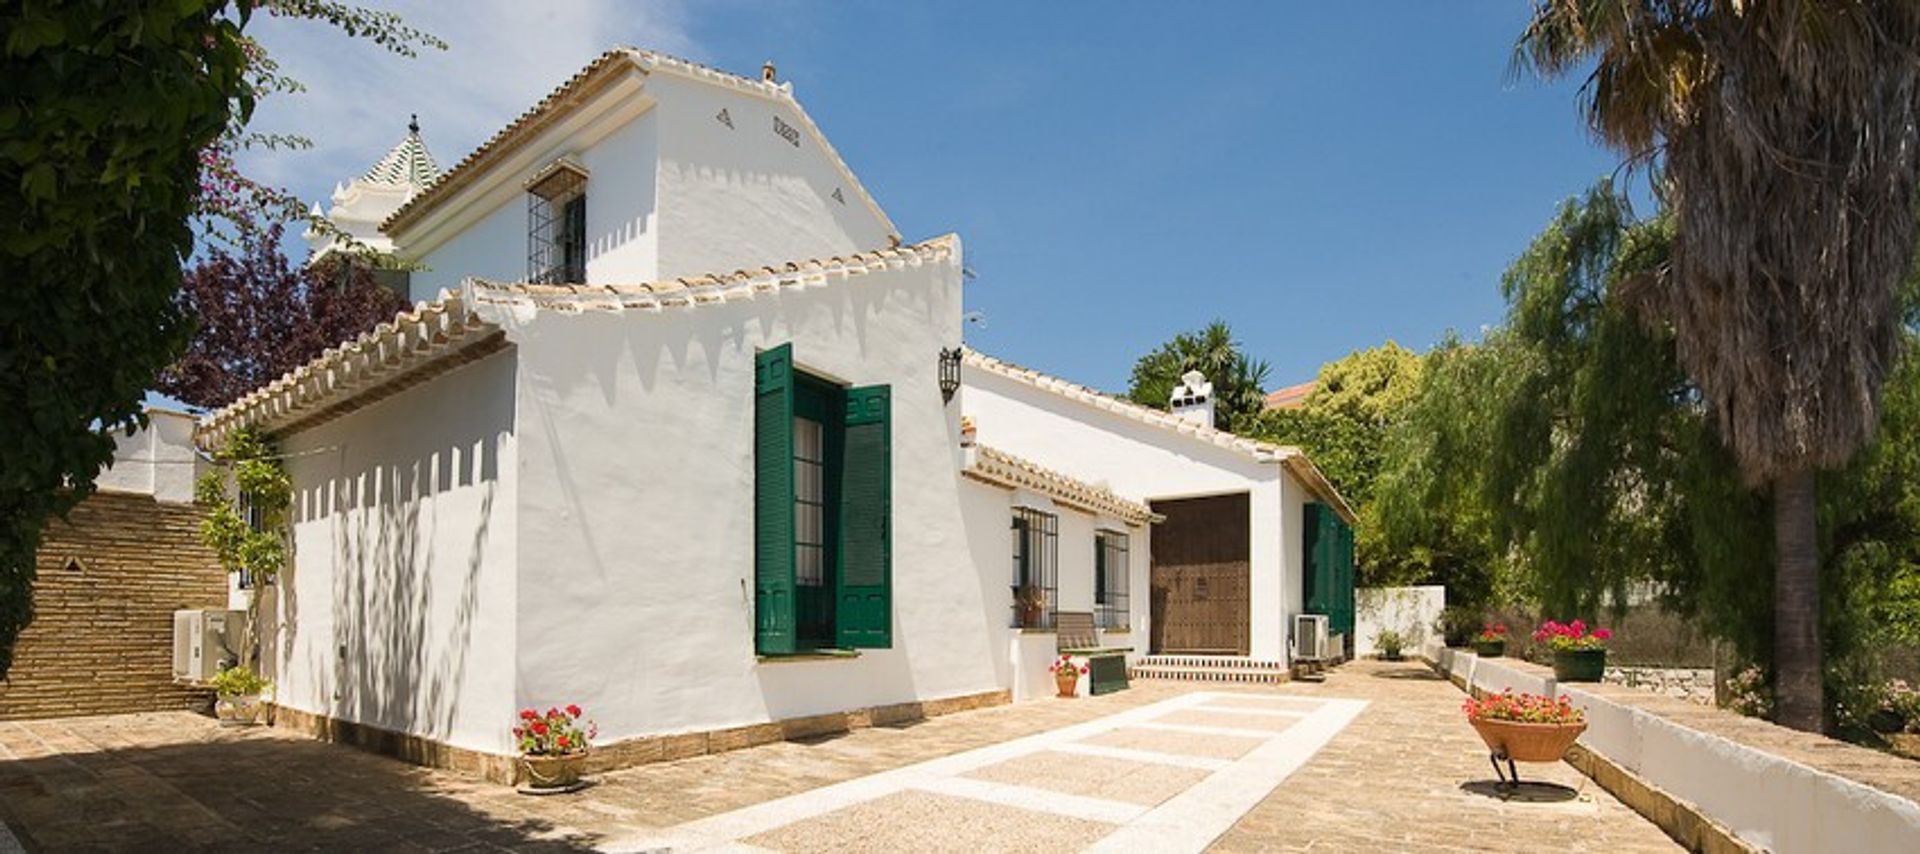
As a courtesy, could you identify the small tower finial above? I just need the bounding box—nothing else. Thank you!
[408,113,420,135]
[762,60,776,83]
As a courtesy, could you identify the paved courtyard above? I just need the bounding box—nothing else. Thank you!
[0,660,1678,852]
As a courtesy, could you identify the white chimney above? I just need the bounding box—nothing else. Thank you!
[1170,369,1215,429]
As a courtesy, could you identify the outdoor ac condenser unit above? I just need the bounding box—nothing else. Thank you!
[172,609,246,681]
[1294,614,1331,662]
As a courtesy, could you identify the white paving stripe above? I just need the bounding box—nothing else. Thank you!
[1047,741,1234,772]
[597,690,1364,853]
[1129,720,1283,740]
[1187,704,1311,718]
[1086,697,1369,853]
[913,776,1148,825]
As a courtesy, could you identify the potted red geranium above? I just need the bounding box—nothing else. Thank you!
[1049,654,1088,698]
[1474,623,1509,658]
[1464,690,1587,765]
[1533,620,1612,682]
[513,704,596,792]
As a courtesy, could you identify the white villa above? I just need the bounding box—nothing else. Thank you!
[195,48,1357,780]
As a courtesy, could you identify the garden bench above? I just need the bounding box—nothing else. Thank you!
[1055,611,1130,695]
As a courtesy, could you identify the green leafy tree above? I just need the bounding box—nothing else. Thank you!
[1519,0,1920,731]
[1254,343,1425,586]
[0,0,440,680]
[1,1,254,681]
[1126,321,1271,434]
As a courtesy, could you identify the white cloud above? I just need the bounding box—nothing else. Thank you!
[238,0,697,205]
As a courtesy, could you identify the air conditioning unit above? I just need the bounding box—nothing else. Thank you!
[172,609,246,682]
[1294,614,1331,663]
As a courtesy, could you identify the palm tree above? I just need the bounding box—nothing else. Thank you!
[1126,321,1272,433]
[1517,1,1920,731]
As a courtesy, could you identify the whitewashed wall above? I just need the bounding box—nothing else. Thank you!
[274,351,521,754]
[961,371,1297,661]
[505,245,976,746]
[651,75,892,279]
[400,69,890,303]
[1354,585,1445,657]
[97,408,204,504]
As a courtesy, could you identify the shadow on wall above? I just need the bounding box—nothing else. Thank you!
[0,719,592,850]
[285,354,515,747]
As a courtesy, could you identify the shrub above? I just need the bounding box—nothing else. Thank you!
[1435,606,1480,647]
[1376,629,1405,658]
[514,705,595,756]
[210,665,269,697]
[1724,664,1773,719]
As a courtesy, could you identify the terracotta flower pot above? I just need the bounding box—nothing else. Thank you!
[519,751,588,790]
[1470,717,1587,763]
[215,693,267,726]
[1055,671,1080,698]
[1474,639,1506,658]
[1553,648,1607,682]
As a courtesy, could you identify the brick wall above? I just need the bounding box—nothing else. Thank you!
[0,491,228,720]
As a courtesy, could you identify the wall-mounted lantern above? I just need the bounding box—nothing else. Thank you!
[939,347,963,404]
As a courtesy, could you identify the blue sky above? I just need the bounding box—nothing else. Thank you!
[245,1,1622,393]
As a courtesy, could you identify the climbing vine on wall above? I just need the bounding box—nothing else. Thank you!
[195,428,290,582]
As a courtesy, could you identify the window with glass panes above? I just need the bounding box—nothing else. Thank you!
[1095,530,1129,628]
[1011,508,1057,629]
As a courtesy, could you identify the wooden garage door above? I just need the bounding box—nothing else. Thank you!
[1148,493,1250,655]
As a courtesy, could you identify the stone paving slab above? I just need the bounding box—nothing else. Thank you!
[744,790,1114,853]
[0,666,1680,852]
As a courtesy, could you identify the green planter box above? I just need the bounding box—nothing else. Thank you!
[1473,639,1506,658]
[1553,648,1607,682]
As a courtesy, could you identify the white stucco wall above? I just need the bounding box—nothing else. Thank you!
[408,99,661,301]
[274,351,520,754]
[961,371,1299,661]
[400,69,890,303]
[1354,585,1445,657]
[97,408,204,504]
[651,75,893,280]
[504,243,976,745]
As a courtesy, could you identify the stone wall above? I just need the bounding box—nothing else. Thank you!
[1605,666,1715,706]
[0,491,227,720]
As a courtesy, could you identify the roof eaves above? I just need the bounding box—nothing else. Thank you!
[963,444,1161,525]
[381,46,898,243]
[469,234,958,314]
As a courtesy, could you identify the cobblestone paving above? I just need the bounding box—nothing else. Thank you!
[0,664,1679,852]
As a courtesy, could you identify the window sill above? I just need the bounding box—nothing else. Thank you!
[757,649,862,663]
[1099,627,1132,635]
[1014,627,1057,634]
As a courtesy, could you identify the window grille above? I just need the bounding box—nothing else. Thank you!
[1011,508,1058,629]
[235,491,275,590]
[1095,530,1129,629]
[793,415,827,587]
[527,166,587,283]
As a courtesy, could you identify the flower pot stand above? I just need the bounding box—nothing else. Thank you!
[1470,718,1588,791]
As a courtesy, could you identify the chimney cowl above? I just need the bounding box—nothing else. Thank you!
[762,60,777,82]
[1169,370,1216,430]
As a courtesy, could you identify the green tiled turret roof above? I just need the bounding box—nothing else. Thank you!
[361,115,439,188]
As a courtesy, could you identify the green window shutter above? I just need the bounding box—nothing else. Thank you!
[837,385,891,648]
[755,344,798,655]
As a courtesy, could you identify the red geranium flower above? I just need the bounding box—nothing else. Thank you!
[556,735,570,750]
[520,709,537,721]
[566,704,582,718]
[531,721,549,735]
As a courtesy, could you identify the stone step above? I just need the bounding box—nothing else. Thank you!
[1128,664,1290,685]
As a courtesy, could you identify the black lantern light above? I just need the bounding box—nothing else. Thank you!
[938,347,963,403]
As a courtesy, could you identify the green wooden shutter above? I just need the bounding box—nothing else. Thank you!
[837,385,891,648]
[1302,503,1330,616]
[754,345,798,655]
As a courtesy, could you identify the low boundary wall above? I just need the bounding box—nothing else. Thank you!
[1429,644,1920,853]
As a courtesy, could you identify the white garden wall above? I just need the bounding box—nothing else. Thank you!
[98,407,204,504]
[1354,585,1445,657]
[274,351,521,755]
[1434,649,1920,853]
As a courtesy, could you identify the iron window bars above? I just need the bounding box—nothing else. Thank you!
[1011,507,1058,629]
[1095,530,1129,629]
[528,165,587,284]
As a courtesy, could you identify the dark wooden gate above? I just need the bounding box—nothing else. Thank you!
[1148,493,1251,655]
